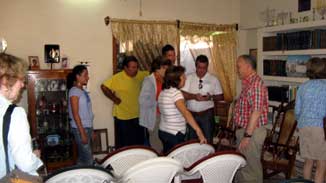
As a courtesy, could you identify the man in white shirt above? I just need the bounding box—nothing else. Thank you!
[182,55,223,143]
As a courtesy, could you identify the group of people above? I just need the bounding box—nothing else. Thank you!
[100,44,224,153]
[1,46,326,183]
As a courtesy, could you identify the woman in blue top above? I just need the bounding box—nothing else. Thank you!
[67,65,94,166]
[295,57,326,183]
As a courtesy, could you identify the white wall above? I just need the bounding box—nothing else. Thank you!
[0,0,240,145]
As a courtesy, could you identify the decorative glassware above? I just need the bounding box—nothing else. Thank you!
[316,0,326,20]
[318,7,326,19]
[277,12,289,25]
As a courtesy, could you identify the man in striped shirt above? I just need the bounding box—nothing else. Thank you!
[234,55,268,183]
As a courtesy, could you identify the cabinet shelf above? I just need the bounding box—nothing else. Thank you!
[258,20,326,85]
[263,75,309,83]
[262,49,326,56]
[262,19,326,33]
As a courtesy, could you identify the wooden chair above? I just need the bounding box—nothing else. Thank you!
[261,101,299,179]
[92,128,109,155]
[214,100,237,151]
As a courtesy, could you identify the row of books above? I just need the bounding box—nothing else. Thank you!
[263,59,287,76]
[263,29,326,51]
[288,85,298,102]
[267,85,298,102]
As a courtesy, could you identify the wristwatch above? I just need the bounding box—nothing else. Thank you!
[244,132,252,138]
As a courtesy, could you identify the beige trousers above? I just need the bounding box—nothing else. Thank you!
[235,126,267,183]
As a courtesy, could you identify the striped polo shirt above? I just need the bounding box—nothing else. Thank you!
[158,87,186,135]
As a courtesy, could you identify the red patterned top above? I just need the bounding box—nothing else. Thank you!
[154,73,163,115]
[234,73,268,128]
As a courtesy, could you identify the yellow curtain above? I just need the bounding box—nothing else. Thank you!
[111,19,178,70]
[180,21,237,101]
[180,22,236,37]
[211,32,237,102]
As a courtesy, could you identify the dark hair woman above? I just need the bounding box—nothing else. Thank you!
[139,56,172,152]
[158,66,207,153]
[67,65,94,165]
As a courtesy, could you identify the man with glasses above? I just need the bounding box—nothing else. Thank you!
[182,55,223,143]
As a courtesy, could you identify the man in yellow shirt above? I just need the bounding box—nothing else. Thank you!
[101,56,148,148]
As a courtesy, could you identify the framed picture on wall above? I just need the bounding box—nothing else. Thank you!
[298,0,311,12]
[45,44,60,63]
[28,56,40,70]
[249,48,257,60]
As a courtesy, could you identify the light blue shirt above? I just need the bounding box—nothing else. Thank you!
[295,79,326,128]
[0,95,43,179]
[139,74,157,131]
[68,87,94,128]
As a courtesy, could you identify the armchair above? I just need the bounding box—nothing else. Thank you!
[44,166,113,183]
[183,151,246,183]
[166,140,215,181]
[97,145,159,177]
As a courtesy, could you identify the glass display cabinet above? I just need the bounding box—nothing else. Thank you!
[27,69,76,171]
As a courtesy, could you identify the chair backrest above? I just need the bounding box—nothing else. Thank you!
[44,166,113,183]
[92,128,109,154]
[185,151,246,183]
[277,109,297,145]
[166,140,215,168]
[119,157,183,183]
[98,145,158,177]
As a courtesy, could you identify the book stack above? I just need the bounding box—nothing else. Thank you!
[263,59,287,76]
[263,36,278,51]
[263,29,326,51]
[288,85,299,102]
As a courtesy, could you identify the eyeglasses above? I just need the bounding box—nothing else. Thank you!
[199,79,203,89]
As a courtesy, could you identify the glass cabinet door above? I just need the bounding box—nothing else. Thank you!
[34,78,73,163]
[27,69,75,171]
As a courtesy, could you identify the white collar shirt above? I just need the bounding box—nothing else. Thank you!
[0,95,43,179]
[182,72,223,112]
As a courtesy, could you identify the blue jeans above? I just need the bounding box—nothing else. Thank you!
[71,128,93,166]
[186,108,215,144]
[159,130,185,154]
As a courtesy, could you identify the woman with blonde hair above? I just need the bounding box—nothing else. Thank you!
[0,53,43,179]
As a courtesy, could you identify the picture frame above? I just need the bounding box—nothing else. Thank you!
[61,56,68,69]
[298,0,311,12]
[28,56,40,70]
[249,48,257,61]
[44,44,60,63]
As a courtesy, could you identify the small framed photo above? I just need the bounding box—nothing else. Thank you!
[28,56,40,70]
[249,48,257,61]
[61,56,68,69]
